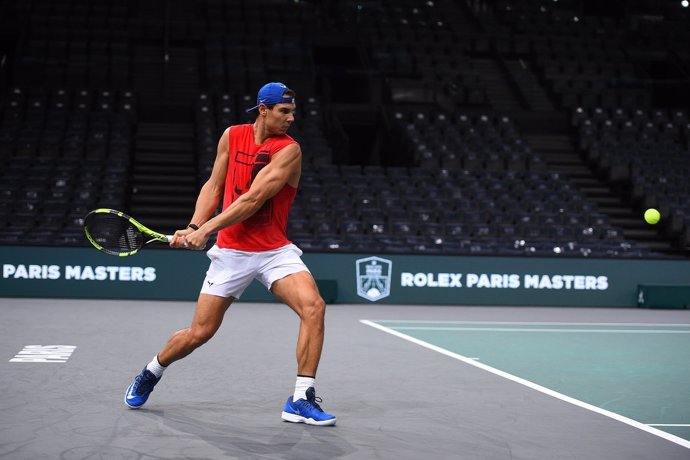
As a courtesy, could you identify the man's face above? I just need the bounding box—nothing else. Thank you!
[262,103,296,135]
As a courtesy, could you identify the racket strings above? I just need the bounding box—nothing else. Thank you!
[85,213,144,255]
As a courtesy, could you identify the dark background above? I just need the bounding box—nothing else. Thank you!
[0,0,688,258]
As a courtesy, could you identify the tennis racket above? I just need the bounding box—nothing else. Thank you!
[83,208,174,256]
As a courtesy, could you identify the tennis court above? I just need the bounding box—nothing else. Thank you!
[363,320,690,443]
[2,298,689,459]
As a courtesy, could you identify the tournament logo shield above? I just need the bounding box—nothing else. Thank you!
[355,256,393,302]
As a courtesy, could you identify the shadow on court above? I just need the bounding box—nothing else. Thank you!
[137,403,354,459]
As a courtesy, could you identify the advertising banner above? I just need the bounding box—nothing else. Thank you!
[2,246,690,307]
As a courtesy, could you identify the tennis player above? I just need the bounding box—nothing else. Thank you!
[123,82,336,426]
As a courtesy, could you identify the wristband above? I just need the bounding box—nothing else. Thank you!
[187,223,199,231]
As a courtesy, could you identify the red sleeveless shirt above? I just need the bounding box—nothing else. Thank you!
[216,124,298,251]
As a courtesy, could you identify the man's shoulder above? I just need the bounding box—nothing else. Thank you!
[225,124,254,144]
[228,124,253,134]
[281,133,298,145]
[268,133,299,149]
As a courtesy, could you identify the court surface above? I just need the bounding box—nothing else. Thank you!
[1,298,690,459]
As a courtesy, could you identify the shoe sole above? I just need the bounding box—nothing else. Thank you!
[124,398,143,409]
[124,383,145,409]
[124,393,145,409]
[281,411,336,426]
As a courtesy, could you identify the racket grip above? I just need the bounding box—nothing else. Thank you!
[165,235,192,248]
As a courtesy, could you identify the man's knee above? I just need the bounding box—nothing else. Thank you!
[301,296,326,322]
[189,327,216,348]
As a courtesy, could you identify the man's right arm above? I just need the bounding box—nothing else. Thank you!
[170,128,230,247]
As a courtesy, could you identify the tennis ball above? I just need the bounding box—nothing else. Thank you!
[644,208,660,225]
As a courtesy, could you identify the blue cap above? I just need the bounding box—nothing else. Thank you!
[245,82,295,112]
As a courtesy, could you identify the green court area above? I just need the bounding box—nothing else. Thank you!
[370,321,690,442]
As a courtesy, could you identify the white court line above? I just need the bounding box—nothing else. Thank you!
[648,424,690,427]
[360,319,690,450]
[393,327,690,334]
[374,320,690,327]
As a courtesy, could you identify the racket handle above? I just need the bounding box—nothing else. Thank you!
[166,235,193,249]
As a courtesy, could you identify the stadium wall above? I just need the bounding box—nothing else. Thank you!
[1,246,689,308]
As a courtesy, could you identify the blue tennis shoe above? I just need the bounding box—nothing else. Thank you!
[124,367,160,408]
[281,387,336,426]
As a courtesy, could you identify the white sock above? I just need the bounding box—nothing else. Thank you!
[146,355,167,379]
[293,376,315,401]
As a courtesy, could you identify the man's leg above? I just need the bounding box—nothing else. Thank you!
[124,294,233,408]
[271,271,336,425]
[158,294,234,366]
[270,271,325,377]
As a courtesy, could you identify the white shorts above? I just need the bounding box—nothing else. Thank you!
[199,243,310,299]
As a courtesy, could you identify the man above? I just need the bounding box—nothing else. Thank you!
[123,82,336,426]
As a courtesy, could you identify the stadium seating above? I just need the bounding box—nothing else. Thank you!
[0,0,687,257]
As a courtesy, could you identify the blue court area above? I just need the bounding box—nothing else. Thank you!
[364,320,690,443]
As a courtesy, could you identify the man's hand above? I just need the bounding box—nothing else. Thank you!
[171,227,209,250]
[170,227,194,249]
[184,227,210,251]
